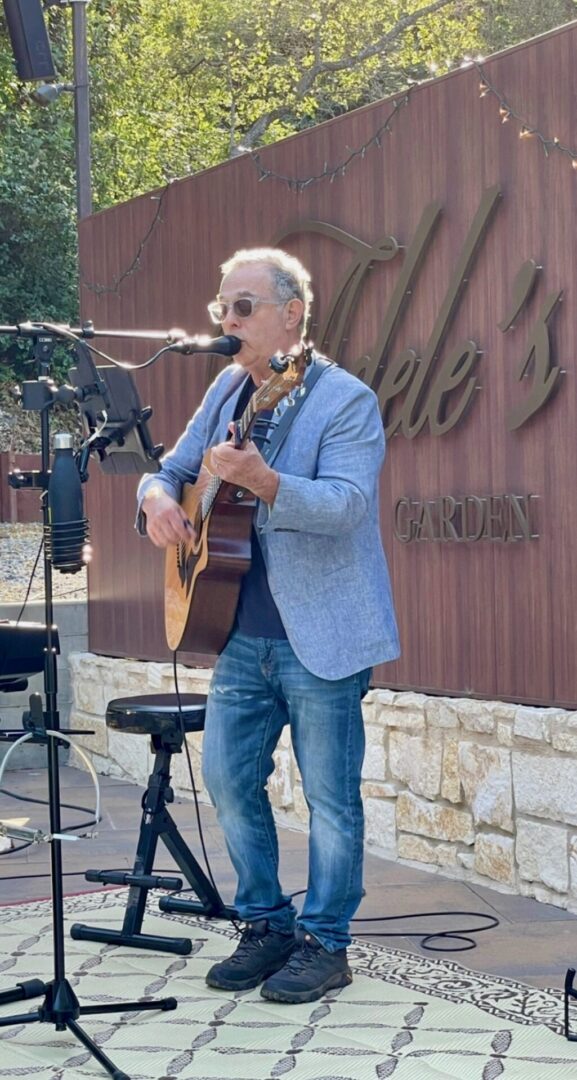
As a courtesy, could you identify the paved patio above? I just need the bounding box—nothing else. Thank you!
[0,765,576,994]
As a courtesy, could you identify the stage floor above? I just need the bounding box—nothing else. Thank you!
[0,765,575,993]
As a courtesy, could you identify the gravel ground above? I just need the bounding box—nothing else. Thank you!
[1,386,87,605]
[0,523,87,606]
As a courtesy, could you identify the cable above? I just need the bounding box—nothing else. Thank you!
[14,534,44,622]
[0,732,100,841]
[0,785,94,815]
[287,887,499,952]
[40,322,171,371]
[350,910,499,953]
[170,654,220,897]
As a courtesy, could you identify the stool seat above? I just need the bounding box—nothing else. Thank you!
[106,693,206,735]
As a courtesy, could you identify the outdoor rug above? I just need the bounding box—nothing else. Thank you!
[0,889,575,1079]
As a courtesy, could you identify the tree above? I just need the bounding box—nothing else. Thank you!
[0,7,77,378]
[1,0,576,370]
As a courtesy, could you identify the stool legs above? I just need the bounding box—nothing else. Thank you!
[71,743,235,954]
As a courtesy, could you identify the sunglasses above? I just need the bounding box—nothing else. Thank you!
[207,296,283,324]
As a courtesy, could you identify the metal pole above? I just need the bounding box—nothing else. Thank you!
[71,0,92,219]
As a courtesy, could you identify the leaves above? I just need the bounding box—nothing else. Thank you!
[0,0,574,375]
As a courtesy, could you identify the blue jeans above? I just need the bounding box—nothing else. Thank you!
[202,631,371,952]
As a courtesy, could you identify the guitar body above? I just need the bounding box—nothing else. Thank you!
[164,349,308,655]
[165,476,256,654]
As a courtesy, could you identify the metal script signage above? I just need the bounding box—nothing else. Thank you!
[277,186,563,437]
[393,493,539,544]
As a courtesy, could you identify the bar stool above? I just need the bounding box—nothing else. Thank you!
[70,693,236,955]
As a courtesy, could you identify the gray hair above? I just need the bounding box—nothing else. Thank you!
[220,247,313,333]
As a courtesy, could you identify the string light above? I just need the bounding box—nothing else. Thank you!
[81,180,173,296]
[475,60,577,174]
[247,93,412,192]
[79,57,577,295]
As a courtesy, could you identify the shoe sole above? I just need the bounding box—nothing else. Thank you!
[206,957,294,992]
[260,970,352,1004]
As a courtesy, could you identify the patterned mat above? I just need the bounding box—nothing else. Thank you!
[0,890,574,1079]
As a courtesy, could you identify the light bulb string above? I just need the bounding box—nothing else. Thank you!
[475,60,577,166]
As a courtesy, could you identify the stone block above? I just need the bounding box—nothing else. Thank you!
[378,707,424,732]
[292,784,310,825]
[396,791,474,844]
[425,698,459,729]
[458,743,513,831]
[513,752,577,826]
[364,797,397,856]
[398,833,458,867]
[496,722,514,747]
[72,673,107,718]
[519,880,569,908]
[513,707,555,743]
[362,781,399,798]
[456,700,494,733]
[474,833,515,885]
[551,713,577,754]
[389,732,442,798]
[492,703,516,723]
[107,728,151,787]
[371,689,397,707]
[441,736,461,803]
[171,741,204,793]
[66,708,108,756]
[516,819,568,893]
[568,835,577,899]
[362,724,386,780]
[394,692,427,711]
[267,748,294,809]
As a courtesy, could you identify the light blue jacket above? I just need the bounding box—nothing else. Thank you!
[137,358,400,680]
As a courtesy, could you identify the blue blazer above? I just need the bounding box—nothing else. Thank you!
[137,358,400,680]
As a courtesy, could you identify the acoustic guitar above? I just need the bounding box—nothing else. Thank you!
[165,351,307,653]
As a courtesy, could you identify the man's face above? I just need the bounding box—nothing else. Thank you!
[217,263,301,380]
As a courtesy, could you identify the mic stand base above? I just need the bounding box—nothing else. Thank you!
[0,976,177,1080]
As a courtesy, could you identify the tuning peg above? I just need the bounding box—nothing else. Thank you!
[286,393,296,407]
[297,385,307,397]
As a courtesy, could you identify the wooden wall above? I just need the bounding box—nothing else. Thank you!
[78,24,577,708]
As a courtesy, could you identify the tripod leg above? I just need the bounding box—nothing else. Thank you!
[66,1018,130,1080]
[0,979,46,1007]
[79,997,177,1016]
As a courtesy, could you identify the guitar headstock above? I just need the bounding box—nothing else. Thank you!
[252,348,310,412]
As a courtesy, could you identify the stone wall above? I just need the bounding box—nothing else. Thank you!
[68,652,577,912]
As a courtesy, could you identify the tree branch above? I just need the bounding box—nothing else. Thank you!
[234,0,470,151]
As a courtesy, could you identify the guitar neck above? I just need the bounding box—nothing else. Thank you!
[199,390,263,520]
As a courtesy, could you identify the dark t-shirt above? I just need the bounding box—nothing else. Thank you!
[232,376,287,640]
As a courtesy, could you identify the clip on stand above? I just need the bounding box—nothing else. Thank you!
[0,324,171,1080]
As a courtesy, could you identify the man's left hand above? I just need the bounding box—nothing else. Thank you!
[209,433,279,506]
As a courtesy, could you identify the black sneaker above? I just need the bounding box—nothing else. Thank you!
[206,920,295,991]
[260,929,352,1003]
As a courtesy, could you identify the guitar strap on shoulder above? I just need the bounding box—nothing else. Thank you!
[260,355,333,466]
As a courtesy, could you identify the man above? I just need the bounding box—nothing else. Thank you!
[137,247,399,1003]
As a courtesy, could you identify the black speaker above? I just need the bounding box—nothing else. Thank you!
[3,0,56,81]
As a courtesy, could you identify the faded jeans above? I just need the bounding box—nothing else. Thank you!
[202,630,371,952]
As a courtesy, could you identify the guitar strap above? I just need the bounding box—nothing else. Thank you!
[260,356,334,466]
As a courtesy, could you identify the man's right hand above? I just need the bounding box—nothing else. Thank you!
[141,487,194,549]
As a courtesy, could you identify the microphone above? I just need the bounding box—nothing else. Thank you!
[167,333,242,357]
[45,434,92,574]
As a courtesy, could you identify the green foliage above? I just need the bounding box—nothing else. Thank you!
[0,7,77,379]
[0,0,576,386]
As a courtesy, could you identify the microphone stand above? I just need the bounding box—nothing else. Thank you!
[0,330,176,1080]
